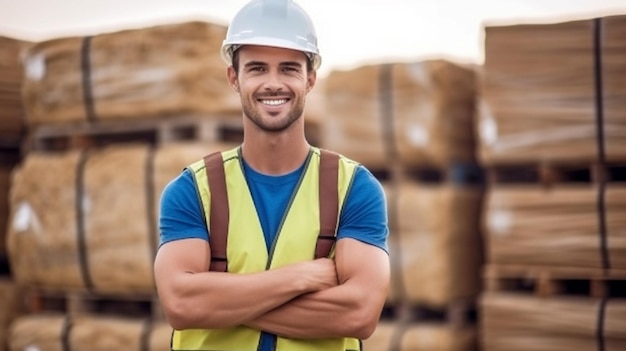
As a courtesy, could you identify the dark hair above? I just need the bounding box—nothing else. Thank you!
[231,48,314,74]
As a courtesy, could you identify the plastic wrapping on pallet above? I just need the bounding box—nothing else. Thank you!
[363,321,477,351]
[8,314,172,351]
[0,36,28,141]
[384,180,483,306]
[320,60,477,168]
[6,142,235,294]
[484,184,626,269]
[481,293,626,351]
[21,21,241,126]
[479,15,626,165]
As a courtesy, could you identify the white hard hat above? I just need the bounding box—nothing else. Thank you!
[221,0,322,70]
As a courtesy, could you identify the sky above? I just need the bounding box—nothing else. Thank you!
[1,0,625,76]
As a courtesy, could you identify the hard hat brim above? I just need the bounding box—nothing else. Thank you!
[221,37,321,70]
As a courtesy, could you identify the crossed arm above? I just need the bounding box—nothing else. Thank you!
[154,237,390,340]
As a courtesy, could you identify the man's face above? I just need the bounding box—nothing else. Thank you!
[227,45,316,133]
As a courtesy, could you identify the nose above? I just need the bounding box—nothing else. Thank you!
[262,69,283,93]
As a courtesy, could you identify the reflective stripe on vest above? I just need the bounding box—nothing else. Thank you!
[172,146,361,351]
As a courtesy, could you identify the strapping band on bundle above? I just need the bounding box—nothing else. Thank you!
[592,18,611,272]
[61,316,73,351]
[80,36,97,123]
[75,150,95,291]
[596,297,608,351]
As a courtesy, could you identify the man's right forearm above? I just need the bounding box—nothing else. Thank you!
[162,268,307,329]
[156,255,338,330]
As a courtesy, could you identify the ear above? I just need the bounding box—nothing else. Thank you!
[306,70,317,93]
[227,66,239,92]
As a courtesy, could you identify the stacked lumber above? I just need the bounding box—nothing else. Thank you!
[481,14,626,272]
[479,14,626,351]
[363,321,477,351]
[0,36,28,144]
[485,184,626,269]
[6,142,235,295]
[479,15,626,164]
[321,59,483,343]
[481,293,626,351]
[21,21,240,127]
[321,60,477,169]
[8,314,172,351]
[385,180,483,306]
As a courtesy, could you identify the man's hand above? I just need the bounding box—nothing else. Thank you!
[247,238,390,340]
[294,258,339,292]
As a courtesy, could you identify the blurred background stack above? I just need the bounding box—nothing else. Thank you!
[0,35,27,351]
[1,6,626,351]
[478,15,626,351]
[320,60,484,351]
[2,21,270,351]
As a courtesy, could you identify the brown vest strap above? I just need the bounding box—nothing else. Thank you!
[316,149,340,259]
[204,152,229,272]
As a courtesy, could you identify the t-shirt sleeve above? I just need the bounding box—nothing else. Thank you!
[337,165,389,254]
[158,168,209,246]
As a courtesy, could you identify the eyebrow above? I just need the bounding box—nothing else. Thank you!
[243,61,304,68]
[243,61,268,68]
[279,61,303,68]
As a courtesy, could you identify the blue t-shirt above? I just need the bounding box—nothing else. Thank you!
[159,155,389,351]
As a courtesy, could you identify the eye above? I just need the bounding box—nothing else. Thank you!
[281,66,299,73]
[248,66,266,72]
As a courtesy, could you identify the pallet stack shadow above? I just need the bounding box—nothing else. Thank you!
[320,60,483,351]
[0,36,29,351]
[0,20,302,351]
[478,15,626,350]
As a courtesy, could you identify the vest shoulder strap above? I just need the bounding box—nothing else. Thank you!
[316,149,339,259]
[204,151,228,272]
[204,148,341,271]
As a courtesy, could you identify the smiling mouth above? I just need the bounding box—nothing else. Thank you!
[259,98,289,106]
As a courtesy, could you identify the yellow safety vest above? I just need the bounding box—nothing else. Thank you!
[172,146,361,351]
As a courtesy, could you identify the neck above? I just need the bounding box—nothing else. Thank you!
[240,119,310,175]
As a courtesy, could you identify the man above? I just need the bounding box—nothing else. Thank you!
[154,0,390,350]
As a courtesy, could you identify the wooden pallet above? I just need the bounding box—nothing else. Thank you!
[381,299,476,328]
[23,115,323,153]
[484,264,626,298]
[23,115,245,152]
[371,162,485,185]
[486,162,626,185]
[0,255,10,277]
[0,131,24,152]
[23,289,164,320]
[0,148,21,165]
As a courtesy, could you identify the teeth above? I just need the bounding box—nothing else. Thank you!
[261,99,287,106]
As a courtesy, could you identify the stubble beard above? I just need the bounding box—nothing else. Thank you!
[241,95,305,133]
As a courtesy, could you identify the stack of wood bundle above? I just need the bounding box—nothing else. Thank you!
[0,36,28,144]
[363,321,477,351]
[480,13,626,351]
[321,60,477,169]
[21,21,241,127]
[384,180,483,306]
[481,14,626,272]
[485,184,626,268]
[6,141,235,295]
[8,314,172,351]
[479,15,626,164]
[481,293,626,350]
